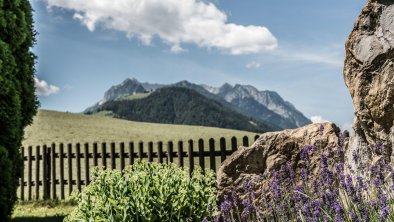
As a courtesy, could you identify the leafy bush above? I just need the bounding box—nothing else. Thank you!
[214,127,394,222]
[64,161,217,222]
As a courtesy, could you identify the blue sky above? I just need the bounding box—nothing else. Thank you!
[31,0,367,130]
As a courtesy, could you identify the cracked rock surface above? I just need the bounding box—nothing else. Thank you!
[344,0,394,166]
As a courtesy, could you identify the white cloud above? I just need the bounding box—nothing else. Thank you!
[245,61,261,69]
[34,77,60,96]
[274,44,343,67]
[310,115,329,124]
[282,51,342,67]
[45,0,278,55]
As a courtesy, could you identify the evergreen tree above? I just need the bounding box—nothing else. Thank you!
[0,0,38,220]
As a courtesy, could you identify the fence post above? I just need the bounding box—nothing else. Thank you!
[120,142,125,170]
[198,139,205,173]
[220,137,226,163]
[167,141,174,163]
[35,145,40,200]
[42,145,48,200]
[148,142,153,162]
[51,143,56,199]
[93,143,98,167]
[231,136,237,153]
[47,146,51,199]
[59,143,65,200]
[129,142,135,165]
[76,143,82,192]
[243,136,249,147]
[67,143,73,196]
[20,147,25,201]
[84,143,90,186]
[138,141,144,161]
[178,141,184,168]
[158,141,164,163]
[209,138,216,172]
[110,142,116,170]
[101,142,107,169]
[28,146,32,201]
[188,140,194,176]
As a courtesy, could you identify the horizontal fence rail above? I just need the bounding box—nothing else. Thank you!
[18,135,260,201]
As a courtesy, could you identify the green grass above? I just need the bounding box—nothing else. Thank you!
[23,109,258,147]
[12,200,75,222]
[19,109,259,201]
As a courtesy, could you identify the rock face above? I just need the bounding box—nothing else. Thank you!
[344,0,394,165]
[217,122,343,198]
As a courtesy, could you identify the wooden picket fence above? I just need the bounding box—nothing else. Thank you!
[18,135,259,201]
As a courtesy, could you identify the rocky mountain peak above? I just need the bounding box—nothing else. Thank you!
[104,78,147,101]
[121,78,139,85]
[85,78,311,130]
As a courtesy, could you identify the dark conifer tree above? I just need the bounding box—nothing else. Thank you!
[0,0,38,220]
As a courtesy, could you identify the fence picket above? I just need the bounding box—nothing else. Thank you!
[59,143,65,200]
[148,142,153,162]
[138,142,144,160]
[120,142,125,170]
[101,142,107,169]
[42,145,48,200]
[51,143,56,199]
[209,138,216,172]
[231,136,237,152]
[167,141,174,163]
[35,145,40,200]
[158,141,164,163]
[243,136,249,147]
[76,143,81,191]
[198,139,205,172]
[178,141,184,168]
[28,146,32,201]
[129,142,135,165]
[93,143,98,167]
[21,147,25,201]
[220,137,226,163]
[67,144,73,196]
[110,142,116,170]
[84,143,90,185]
[188,140,194,176]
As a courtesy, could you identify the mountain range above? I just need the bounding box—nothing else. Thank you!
[84,78,311,132]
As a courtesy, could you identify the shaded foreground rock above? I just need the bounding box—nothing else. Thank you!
[344,0,394,166]
[217,122,345,199]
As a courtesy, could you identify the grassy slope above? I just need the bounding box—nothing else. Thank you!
[23,109,258,147]
[18,110,258,220]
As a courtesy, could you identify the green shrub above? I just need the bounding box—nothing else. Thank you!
[64,161,217,222]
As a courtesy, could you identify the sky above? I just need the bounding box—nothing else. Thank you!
[31,0,367,131]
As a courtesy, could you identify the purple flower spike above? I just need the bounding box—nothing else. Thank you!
[220,195,233,216]
[319,124,324,135]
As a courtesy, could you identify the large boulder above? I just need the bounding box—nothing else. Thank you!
[217,122,344,199]
[344,0,394,166]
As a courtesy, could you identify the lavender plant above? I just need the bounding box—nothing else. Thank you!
[213,127,394,222]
